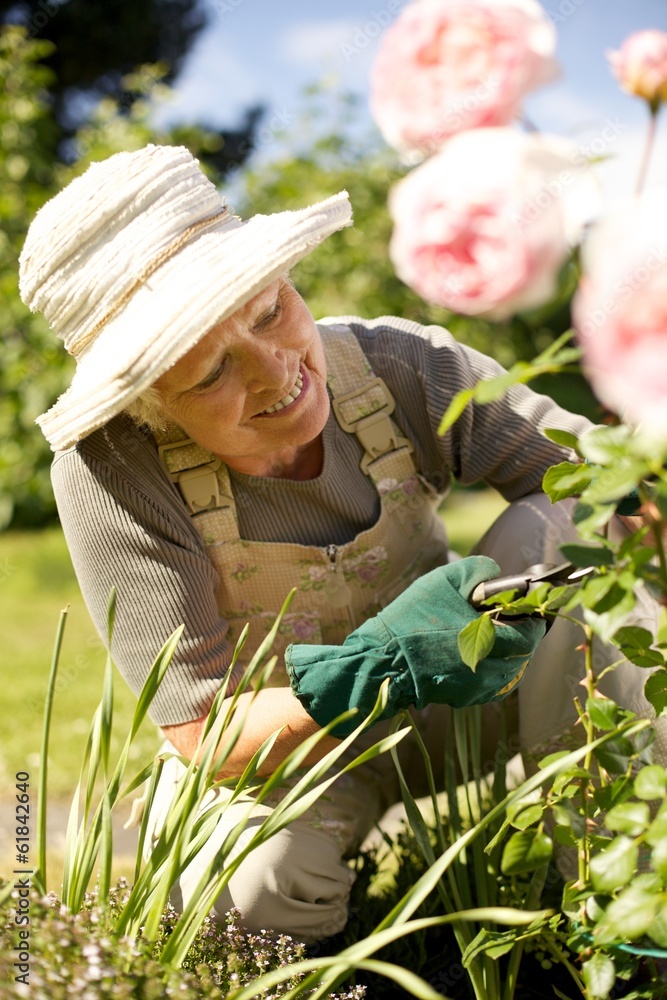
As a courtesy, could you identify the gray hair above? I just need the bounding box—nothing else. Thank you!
[124,386,169,435]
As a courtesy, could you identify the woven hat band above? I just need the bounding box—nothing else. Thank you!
[70,206,234,359]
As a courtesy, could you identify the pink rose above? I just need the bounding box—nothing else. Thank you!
[573,190,667,434]
[608,30,667,108]
[389,128,597,320]
[370,0,558,154]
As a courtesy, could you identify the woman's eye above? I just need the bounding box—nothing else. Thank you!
[255,301,282,330]
[195,360,227,392]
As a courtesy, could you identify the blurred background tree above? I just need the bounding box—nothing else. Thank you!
[0,0,262,171]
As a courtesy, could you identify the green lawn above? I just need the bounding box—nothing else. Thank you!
[0,526,160,799]
[0,487,507,799]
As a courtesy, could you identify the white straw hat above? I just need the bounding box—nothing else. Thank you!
[19,143,353,451]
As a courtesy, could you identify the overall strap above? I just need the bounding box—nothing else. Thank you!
[155,424,238,526]
[320,323,416,481]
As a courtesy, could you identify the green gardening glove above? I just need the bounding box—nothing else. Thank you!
[285,556,546,738]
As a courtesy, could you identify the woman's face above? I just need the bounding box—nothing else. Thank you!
[154,278,330,476]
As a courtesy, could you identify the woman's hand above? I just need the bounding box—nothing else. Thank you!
[285,556,546,738]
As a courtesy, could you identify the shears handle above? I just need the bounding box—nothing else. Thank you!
[470,574,533,608]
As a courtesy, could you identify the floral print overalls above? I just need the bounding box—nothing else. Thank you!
[157,322,451,681]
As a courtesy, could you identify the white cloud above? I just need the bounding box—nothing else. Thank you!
[278,19,362,67]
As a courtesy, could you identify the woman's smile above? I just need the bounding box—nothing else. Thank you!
[254,365,308,417]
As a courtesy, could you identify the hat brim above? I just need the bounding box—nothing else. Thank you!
[37,191,352,451]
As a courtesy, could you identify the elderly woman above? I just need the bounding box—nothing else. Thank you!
[19,144,662,941]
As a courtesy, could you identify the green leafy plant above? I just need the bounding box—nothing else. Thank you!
[423,350,667,1000]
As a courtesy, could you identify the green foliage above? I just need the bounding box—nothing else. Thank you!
[0,27,64,529]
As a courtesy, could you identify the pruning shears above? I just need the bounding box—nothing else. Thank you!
[470,560,595,609]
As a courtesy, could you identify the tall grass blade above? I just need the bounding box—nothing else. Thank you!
[34,607,68,895]
[133,755,165,885]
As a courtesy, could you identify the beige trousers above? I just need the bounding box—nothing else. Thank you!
[145,494,664,941]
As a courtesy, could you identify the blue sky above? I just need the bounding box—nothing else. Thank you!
[157,0,667,202]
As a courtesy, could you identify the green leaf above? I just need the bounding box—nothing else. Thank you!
[438,387,475,435]
[650,838,667,883]
[573,500,616,538]
[635,765,667,801]
[462,927,520,967]
[648,905,667,947]
[583,461,648,505]
[593,776,635,812]
[606,801,651,836]
[590,836,638,892]
[587,696,619,730]
[537,750,569,770]
[646,801,667,847]
[552,801,586,838]
[645,671,667,717]
[544,584,580,611]
[657,607,667,647]
[594,884,660,944]
[583,586,637,645]
[553,824,578,848]
[475,367,533,403]
[458,613,495,671]
[582,952,616,1000]
[542,461,594,503]
[553,765,590,795]
[509,803,544,831]
[543,427,581,452]
[594,736,635,775]
[613,626,665,669]
[559,543,614,568]
[501,829,552,875]
[578,424,634,464]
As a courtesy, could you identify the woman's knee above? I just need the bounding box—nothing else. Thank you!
[182,821,355,942]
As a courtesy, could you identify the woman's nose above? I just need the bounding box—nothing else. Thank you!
[243,342,290,394]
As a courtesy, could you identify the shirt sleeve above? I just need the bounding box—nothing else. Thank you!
[335,315,593,502]
[51,421,237,727]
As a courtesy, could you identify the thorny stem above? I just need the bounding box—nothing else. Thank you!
[579,626,597,889]
[639,480,667,593]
